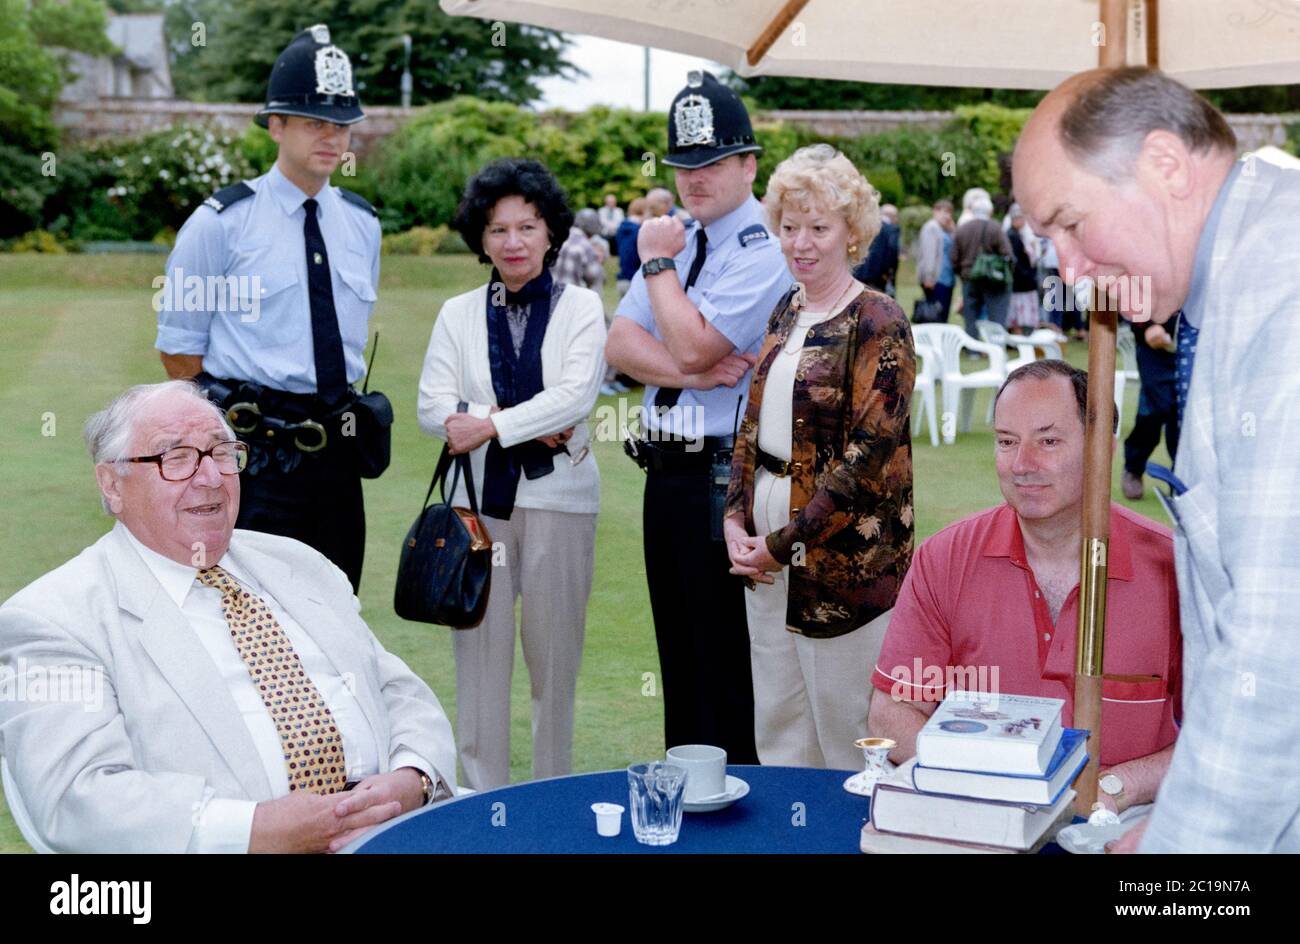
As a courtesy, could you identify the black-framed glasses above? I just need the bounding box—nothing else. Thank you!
[125,441,249,481]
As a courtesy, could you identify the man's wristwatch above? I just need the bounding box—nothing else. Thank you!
[413,768,435,807]
[641,257,676,277]
[1099,773,1126,810]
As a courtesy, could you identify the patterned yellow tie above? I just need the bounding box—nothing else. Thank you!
[197,565,347,795]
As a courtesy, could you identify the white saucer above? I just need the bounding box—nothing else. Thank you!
[683,775,749,813]
[1056,820,1138,854]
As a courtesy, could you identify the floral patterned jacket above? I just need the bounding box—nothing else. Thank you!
[725,286,915,638]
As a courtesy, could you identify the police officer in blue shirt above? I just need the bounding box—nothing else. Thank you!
[156,24,387,591]
[606,71,792,764]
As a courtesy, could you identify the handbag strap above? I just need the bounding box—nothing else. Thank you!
[418,443,453,513]
[420,401,482,516]
[442,447,481,516]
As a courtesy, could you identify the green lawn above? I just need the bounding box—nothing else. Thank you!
[0,254,1171,853]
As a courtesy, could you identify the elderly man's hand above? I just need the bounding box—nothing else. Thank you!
[637,214,687,263]
[1105,816,1150,854]
[325,768,426,852]
[248,788,403,854]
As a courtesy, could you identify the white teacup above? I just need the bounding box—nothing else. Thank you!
[666,744,727,801]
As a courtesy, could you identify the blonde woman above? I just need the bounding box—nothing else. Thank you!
[724,145,915,770]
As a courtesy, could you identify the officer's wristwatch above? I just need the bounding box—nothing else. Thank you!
[642,257,677,277]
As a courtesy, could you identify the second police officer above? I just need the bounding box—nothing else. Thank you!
[156,24,389,592]
[607,71,793,764]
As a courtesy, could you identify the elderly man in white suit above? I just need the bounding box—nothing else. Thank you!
[0,380,455,853]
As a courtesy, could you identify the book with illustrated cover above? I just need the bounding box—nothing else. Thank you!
[915,691,1065,775]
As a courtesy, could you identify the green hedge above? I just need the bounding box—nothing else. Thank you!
[372,98,1024,231]
[5,100,1031,249]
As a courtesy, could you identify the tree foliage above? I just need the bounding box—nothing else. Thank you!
[0,0,114,151]
[166,0,578,106]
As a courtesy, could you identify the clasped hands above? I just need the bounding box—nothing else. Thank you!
[444,405,573,454]
[723,513,782,584]
[249,767,426,854]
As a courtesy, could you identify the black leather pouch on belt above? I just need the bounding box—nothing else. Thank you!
[337,390,393,479]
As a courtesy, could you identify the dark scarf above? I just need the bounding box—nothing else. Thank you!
[483,267,562,519]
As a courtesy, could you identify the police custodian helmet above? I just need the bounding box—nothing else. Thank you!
[662,70,762,169]
[255,24,364,128]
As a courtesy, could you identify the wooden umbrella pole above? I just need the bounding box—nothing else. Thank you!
[746,0,811,67]
[1070,0,1130,818]
[1074,302,1117,817]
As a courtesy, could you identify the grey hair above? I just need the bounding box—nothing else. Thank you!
[962,187,990,213]
[84,380,234,514]
[574,207,601,237]
[970,195,994,219]
[1058,67,1237,182]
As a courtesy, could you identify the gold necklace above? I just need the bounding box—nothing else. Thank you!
[783,278,857,356]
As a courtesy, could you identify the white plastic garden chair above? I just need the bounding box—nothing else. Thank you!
[1115,327,1141,420]
[912,323,1007,444]
[911,337,940,447]
[976,320,1065,374]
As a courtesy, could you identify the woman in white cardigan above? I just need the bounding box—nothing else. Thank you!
[417,158,606,790]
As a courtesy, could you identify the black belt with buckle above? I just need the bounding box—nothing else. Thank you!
[756,448,794,477]
[196,373,343,454]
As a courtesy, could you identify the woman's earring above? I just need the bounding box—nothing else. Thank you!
[847,244,858,257]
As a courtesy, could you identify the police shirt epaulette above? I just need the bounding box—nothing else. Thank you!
[338,188,379,217]
[737,223,769,248]
[203,182,255,213]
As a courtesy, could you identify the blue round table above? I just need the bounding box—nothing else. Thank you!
[350,765,873,854]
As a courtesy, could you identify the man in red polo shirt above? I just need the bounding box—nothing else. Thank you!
[868,360,1180,815]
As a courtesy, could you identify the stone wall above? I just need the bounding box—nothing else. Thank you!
[54,98,1296,157]
[52,99,412,157]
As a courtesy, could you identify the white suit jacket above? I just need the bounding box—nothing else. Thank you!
[0,523,456,853]
[1141,158,1300,852]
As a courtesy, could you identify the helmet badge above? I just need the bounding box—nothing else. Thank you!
[674,94,715,147]
[315,45,354,96]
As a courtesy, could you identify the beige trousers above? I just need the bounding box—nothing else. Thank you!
[453,507,597,790]
[745,468,891,771]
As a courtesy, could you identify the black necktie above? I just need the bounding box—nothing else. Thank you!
[302,198,348,405]
[654,227,708,410]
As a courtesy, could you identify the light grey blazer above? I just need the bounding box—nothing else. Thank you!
[0,523,456,852]
[1141,158,1300,852]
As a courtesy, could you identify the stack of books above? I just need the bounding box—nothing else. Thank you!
[866,692,1088,853]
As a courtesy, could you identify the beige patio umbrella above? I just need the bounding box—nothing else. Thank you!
[442,0,1300,816]
[441,0,1300,89]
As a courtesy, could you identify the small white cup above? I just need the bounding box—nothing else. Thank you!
[666,744,727,801]
[591,802,624,837]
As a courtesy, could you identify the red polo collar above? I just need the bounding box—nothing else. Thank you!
[981,503,1134,582]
